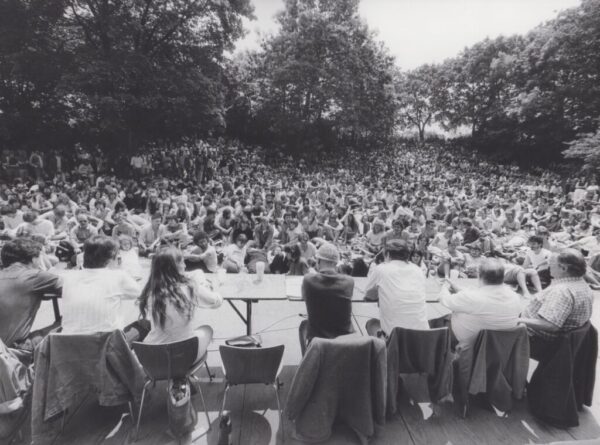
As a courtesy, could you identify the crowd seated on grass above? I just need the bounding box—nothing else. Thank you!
[0,139,598,437]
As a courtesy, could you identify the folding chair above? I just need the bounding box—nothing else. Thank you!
[218,345,285,438]
[132,327,214,441]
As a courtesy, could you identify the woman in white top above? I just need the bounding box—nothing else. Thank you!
[138,246,222,361]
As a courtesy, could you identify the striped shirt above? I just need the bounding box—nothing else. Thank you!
[61,268,141,333]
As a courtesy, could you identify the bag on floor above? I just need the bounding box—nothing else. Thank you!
[167,378,197,437]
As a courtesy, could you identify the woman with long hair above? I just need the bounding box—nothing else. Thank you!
[139,246,222,360]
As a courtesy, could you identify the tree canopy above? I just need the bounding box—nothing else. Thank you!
[1,0,599,167]
[0,0,253,152]
[225,0,397,152]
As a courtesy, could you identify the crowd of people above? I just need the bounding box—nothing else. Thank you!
[2,139,599,286]
[0,138,597,433]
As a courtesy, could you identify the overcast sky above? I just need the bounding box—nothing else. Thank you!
[235,0,581,69]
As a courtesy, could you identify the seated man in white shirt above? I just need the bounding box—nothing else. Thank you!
[440,258,523,353]
[61,235,142,334]
[365,239,429,335]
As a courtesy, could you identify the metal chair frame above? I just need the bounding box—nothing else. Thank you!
[132,334,214,441]
[218,344,285,439]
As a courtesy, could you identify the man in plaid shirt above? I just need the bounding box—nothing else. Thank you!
[520,248,593,360]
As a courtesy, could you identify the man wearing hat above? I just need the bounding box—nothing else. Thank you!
[365,239,429,335]
[299,243,355,350]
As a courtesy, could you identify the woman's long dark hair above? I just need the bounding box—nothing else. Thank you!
[138,247,195,328]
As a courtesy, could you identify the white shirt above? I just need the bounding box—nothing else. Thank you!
[144,270,223,345]
[61,268,141,333]
[365,260,429,333]
[525,248,552,269]
[16,219,54,238]
[441,284,523,352]
[222,243,246,268]
[3,211,23,230]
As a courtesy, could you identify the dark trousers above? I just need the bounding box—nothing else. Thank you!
[529,334,555,362]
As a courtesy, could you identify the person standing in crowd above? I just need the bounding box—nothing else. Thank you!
[365,240,429,335]
[0,238,62,353]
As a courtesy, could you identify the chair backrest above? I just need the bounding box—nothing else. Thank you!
[219,345,284,385]
[132,336,199,381]
[466,325,530,400]
[387,326,450,372]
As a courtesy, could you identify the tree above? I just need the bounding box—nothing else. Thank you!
[60,0,253,151]
[0,0,73,151]
[564,120,600,171]
[231,0,397,152]
[0,0,254,153]
[395,64,446,141]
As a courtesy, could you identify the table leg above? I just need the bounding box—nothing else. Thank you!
[246,300,252,335]
[227,300,248,330]
[52,296,62,324]
[352,313,364,336]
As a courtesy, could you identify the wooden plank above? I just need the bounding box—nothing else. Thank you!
[238,366,415,445]
[564,407,600,441]
[49,397,129,445]
[21,278,600,445]
[394,389,578,445]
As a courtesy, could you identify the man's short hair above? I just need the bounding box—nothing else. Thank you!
[193,231,209,244]
[1,238,43,267]
[557,248,587,278]
[478,259,505,285]
[0,205,15,216]
[386,240,411,261]
[528,235,544,246]
[83,235,119,269]
[22,210,38,223]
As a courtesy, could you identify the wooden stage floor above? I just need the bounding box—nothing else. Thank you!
[14,279,600,445]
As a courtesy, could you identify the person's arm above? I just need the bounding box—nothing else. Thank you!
[364,266,379,301]
[89,215,103,230]
[184,247,207,262]
[439,286,471,309]
[26,270,63,297]
[68,226,79,244]
[137,227,149,250]
[263,227,274,250]
[189,272,223,308]
[520,288,572,332]
[522,254,533,270]
[50,230,68,241]
[40,210,54,221]
[518,317,560,332]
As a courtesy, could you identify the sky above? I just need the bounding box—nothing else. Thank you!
[235,0,582,69]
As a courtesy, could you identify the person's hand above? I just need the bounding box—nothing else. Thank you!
[445,278,459,294]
